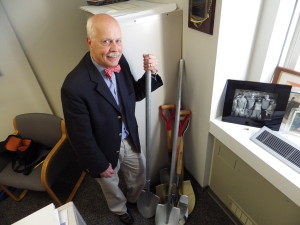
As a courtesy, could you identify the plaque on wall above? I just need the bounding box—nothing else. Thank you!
[188,0,216,35]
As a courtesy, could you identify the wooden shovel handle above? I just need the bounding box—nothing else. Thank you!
[167,130,172,152]
[180,110,191,116]
[176,112,190,175]
[160,104,176,110]
[176,137,184,175]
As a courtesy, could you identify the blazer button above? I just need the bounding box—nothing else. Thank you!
[117,116,122,119]
[116,150,120,153]
[119,133,122,136]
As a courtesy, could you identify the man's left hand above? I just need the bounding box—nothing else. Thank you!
[143,54,158,75]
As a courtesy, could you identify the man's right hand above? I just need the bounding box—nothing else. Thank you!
[100,163,115,178]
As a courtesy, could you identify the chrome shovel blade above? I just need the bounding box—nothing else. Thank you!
[137,190,160,218]
[155,203,180,225]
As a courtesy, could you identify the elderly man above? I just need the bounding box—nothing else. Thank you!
[61,14,163,224]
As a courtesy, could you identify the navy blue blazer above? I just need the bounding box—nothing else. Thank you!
[61,52,163,177]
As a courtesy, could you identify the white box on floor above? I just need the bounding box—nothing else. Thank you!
[12,201,86,225]
[57,201,87,225]
[12,203,59,225]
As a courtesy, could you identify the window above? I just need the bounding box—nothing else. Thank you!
[279,0,300,71]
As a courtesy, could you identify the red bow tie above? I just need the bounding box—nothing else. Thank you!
[104,65,121,80]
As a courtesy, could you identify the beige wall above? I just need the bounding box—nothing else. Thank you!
[210,139,300,225]
[0,2,52,140]
[1,0,88,118]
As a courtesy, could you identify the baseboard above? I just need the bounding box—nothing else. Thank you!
[207,187,243,225]
[183,169,242,225]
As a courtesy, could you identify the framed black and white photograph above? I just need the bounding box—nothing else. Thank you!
[222,80,292,130]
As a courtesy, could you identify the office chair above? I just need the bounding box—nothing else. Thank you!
[0,113,86,206]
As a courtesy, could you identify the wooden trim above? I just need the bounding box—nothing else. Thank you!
[40,120,67,206]
[66,171,87,203]
[12,117,18,135]
[40,120,86,206]
[0,184,28,201]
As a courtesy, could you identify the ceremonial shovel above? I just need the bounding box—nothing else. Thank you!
[155,59,185,225]
[137,71,160,218]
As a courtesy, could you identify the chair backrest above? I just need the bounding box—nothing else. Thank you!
[14,113,63,148]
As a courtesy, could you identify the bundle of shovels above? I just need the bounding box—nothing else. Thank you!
[137,59,195,224]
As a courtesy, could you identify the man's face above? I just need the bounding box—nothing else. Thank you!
[87,20,123,68]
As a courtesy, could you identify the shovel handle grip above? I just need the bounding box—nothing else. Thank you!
[180,110,191,117]
[180,109,191,115]
[165,110,191,152]
[178,110,191,136]
[159,105,176,131]
[160,104,176,110]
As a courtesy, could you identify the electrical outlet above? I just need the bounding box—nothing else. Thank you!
[240,213,247,223]
[227,195,257,225]
[245,219,253,225]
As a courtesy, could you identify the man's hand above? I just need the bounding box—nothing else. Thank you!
[143,54,158,75]
[100,163,115,178]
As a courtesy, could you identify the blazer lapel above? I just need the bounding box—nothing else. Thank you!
[116,71,128,106]
[115,56,135,106]
[85,54,120,112]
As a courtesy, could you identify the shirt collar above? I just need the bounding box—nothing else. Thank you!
[90,55,106,74]
[90,55,117,84]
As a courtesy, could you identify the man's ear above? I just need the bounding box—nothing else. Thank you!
[86,37,91,46]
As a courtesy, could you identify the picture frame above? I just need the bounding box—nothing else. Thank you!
[188,0,216,35]
[282,92,300,121]
[285,108,300,136]
[272,67,300,93]
[222,80,292,131]
[281,93,300,133]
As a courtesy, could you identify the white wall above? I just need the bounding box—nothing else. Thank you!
[211,0,262,120]
[180,0,221,186]
[181,0,295,187]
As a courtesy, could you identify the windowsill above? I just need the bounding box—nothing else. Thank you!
[209,117,300,207]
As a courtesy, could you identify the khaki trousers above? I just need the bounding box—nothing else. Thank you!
[95,138,146,215]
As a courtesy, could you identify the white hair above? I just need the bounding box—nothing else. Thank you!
[86,16,95,40]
